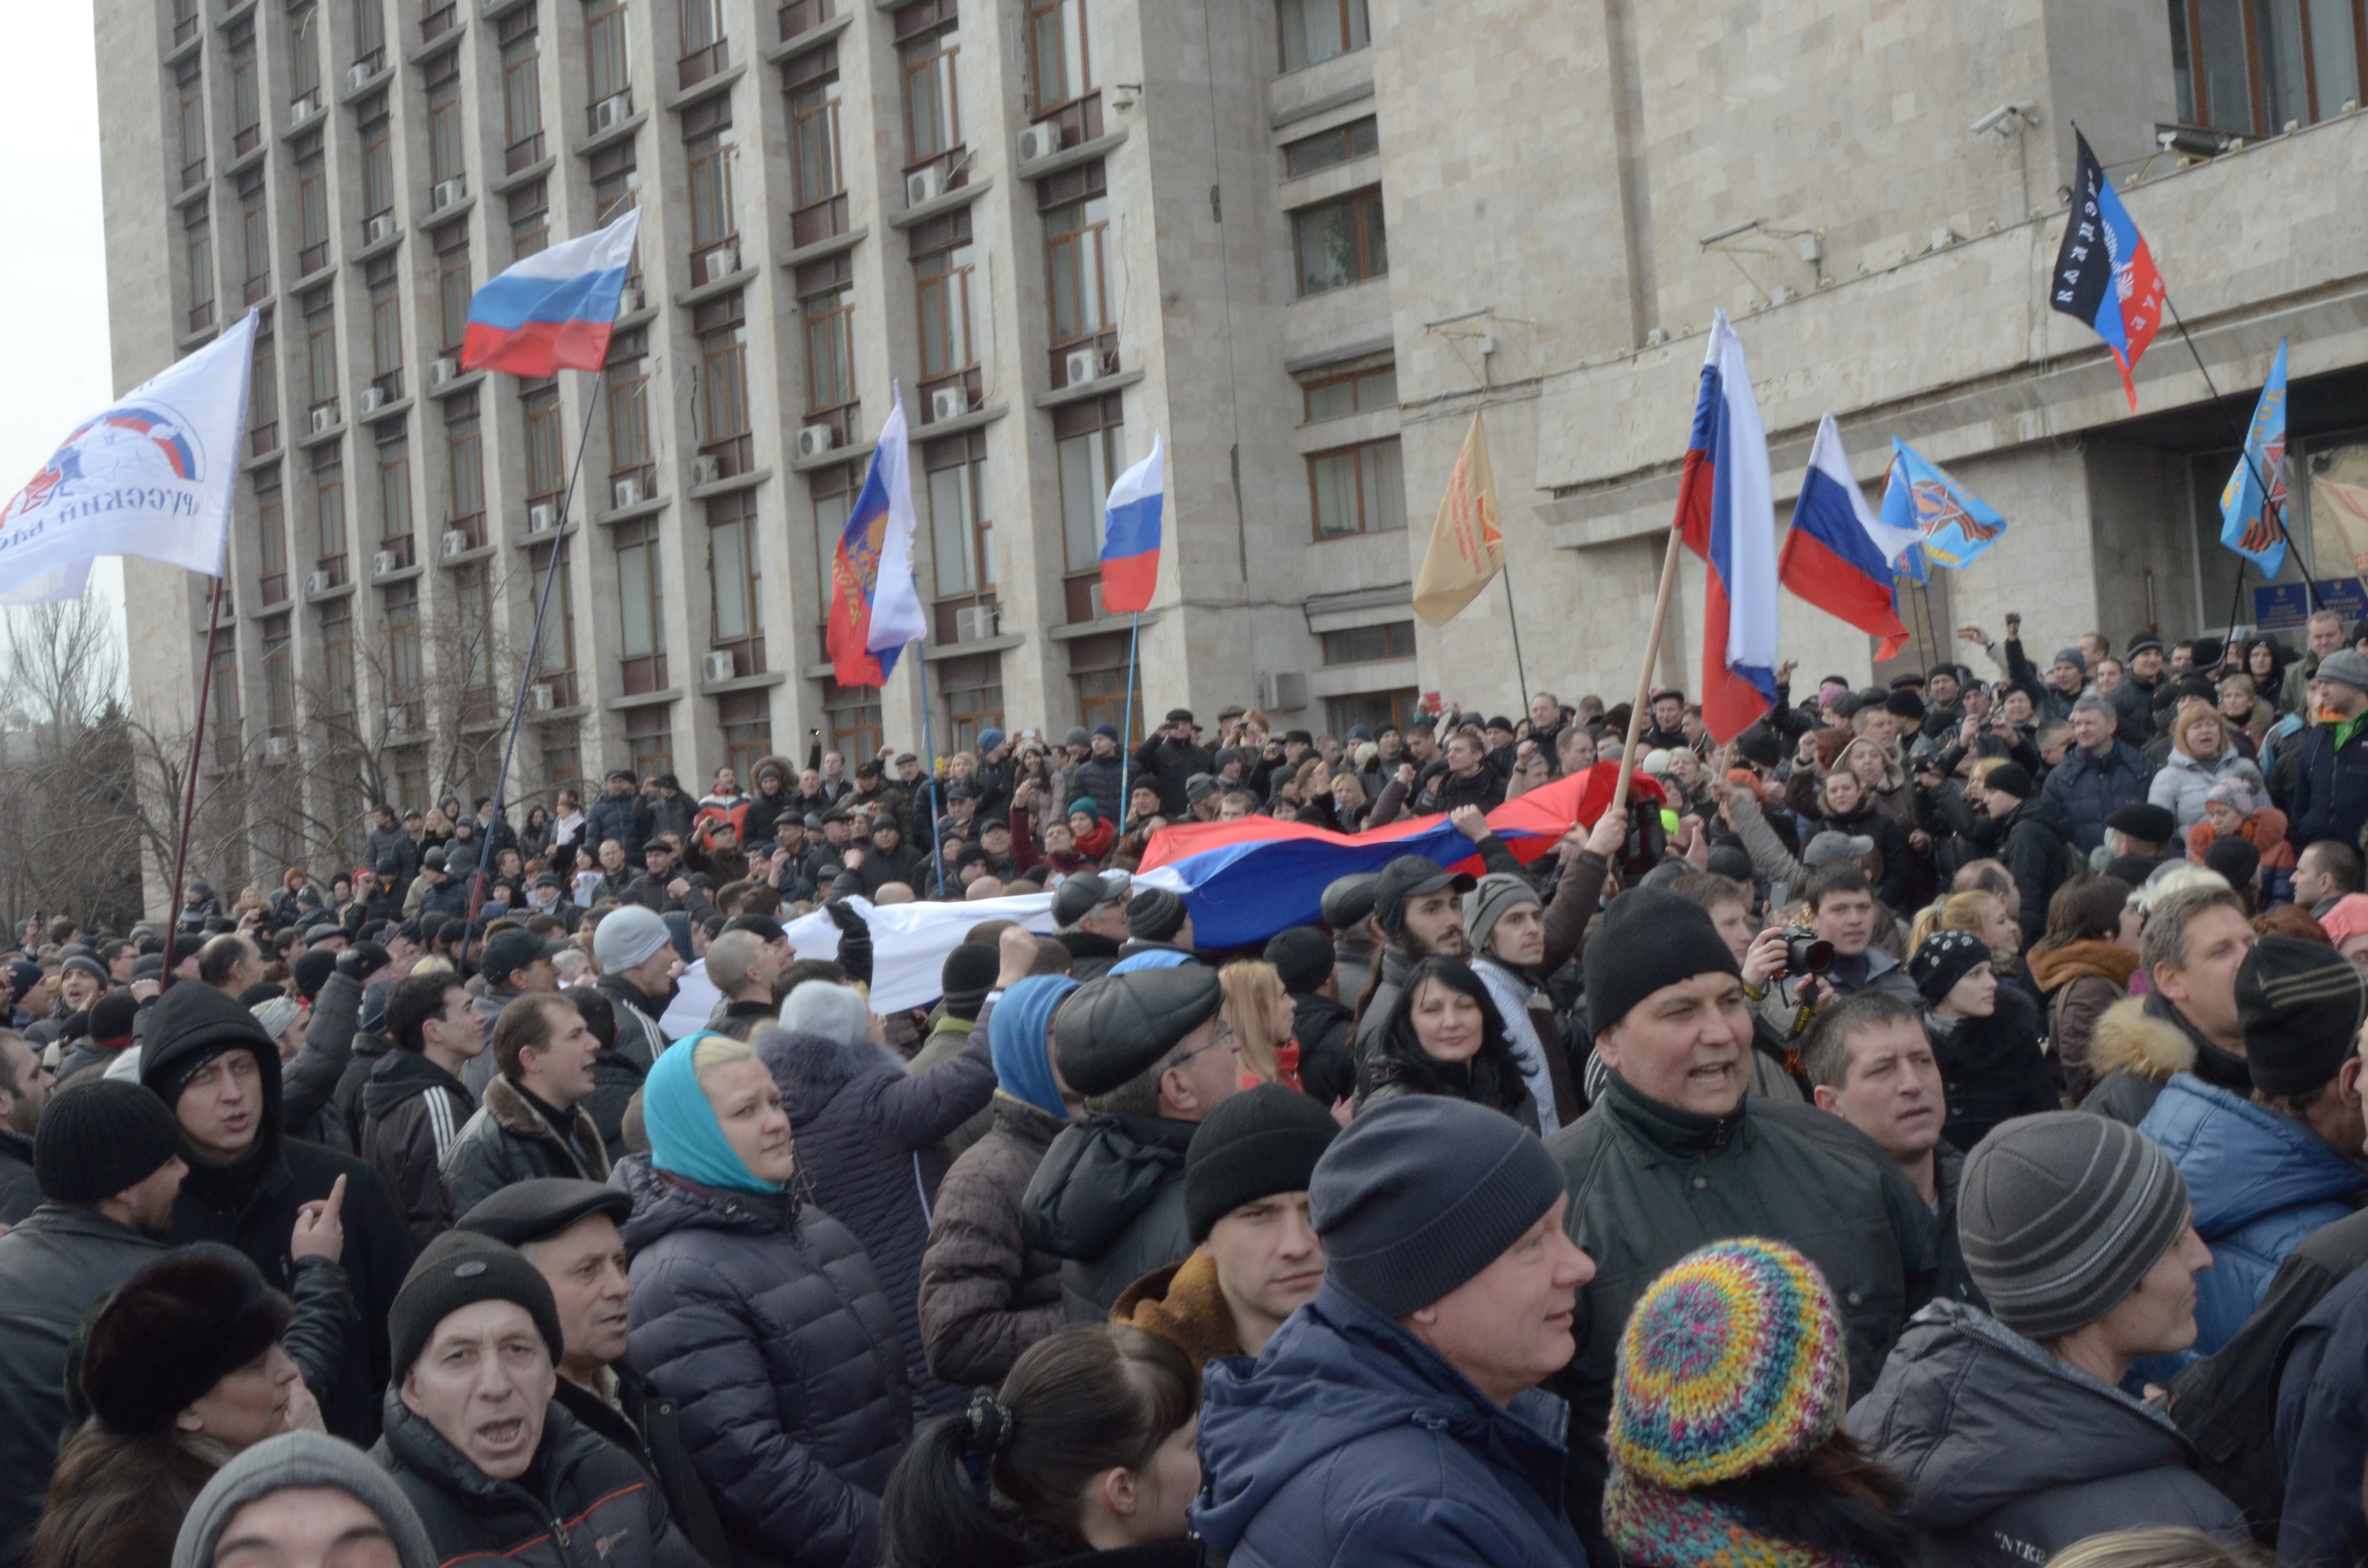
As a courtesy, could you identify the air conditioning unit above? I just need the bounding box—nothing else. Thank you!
[690,454,722,486]
[431,178,466,211]
[929,386,970,423]
[346,62,374,91]
[1017,122,1064,163]
[704,650,737,683]
[527,502,557,533]
[366,213,395,245]
[310,404,336,434]
[611,477,643,508]
[906,167,946,208]
[266,735,291,760]
[954,604,999,643]
[1064,349,1102,386]
[359,385,388,414]
[527,684,555,711]
[372,549,398,576]
[440,529,469,558]
[612,284,642,320]
[289,97,321,127]
[795,425,836,461]
[594,92,631,130]
[1258,671,1309,711]
[428,357,459,388]
[385,706,409,735]
[304,569,332,594]
[713,236,741,276]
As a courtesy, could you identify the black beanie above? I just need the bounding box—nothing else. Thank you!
[1127,887,1189,944]
[390,1231,565,1380]
[87,990,139,1048]
[80,1244,289,1435]
[940,942,999,1021]
[1583,889,1741,1035]
[33,1079,185,1203]
[2237,935,2368,1098]
[1910,929,1993,1007]
[1264,927,1336,996]
[1984,763,2035,801]
[290,948,339,1002]
[2206,834,2261,889]
[1185,1084,1341,1240]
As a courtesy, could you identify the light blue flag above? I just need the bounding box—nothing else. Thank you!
[2218,338,2290,577]
[1879,438,2010,576]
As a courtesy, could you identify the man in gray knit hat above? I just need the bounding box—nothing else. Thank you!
[2293,647,2368,849]
[1849,1111,2240,1564]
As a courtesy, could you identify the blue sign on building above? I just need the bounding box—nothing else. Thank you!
[2256,578,2368,632]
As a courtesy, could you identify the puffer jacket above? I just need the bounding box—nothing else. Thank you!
[1922,985,2055,1153]
[619,1155,910,1568]
[917,1092,1068,1388]
[586,791,652,866]
[2027,938,2139,1102]
[2042,739,2158,853]
[2082,993,2256,1126]
[1021,1113,1196,1322]
[2134,1073,2366,1375]
[2272,1249,2368,1568]
[554,1364,733,1568]
[2185,806,2296,872]
[1066,752,1127,826]
[2151,747,2270,833]
[361,1049,475,1248]
[1848,1299,2245,1568]
[373,1388,705,1568]
[1194,1279,1588,1567]
[440,1074,610,1220]
[757,1025,997,1419]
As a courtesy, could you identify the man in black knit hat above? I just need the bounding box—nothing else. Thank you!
[1546,887,1936,1555]
[1264,926,1356,1106]
[1118,886,1198,961]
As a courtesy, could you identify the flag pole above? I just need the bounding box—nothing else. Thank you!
[1117,610,1140,824]
[1611,525,1686,817]
[161,573,227,974]
[457,375,604,959]
[2159,297,2314,612]
[912,647,946,897]
[1499,568,1531,715]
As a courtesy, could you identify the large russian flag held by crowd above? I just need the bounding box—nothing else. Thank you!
[826,387,928,686]
[2048,130,2165,411]
[1099,432,1163,613]
[1778,415,1926,658]
[1673,310,1780,743]
[1133,762,1662,947]
[462,208,642,377]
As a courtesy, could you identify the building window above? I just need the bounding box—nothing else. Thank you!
[719,691,771,780]
[427,69,464,185]
[1328,688,1418,737]
[1069,631,1143,742]
[1303,362,1397,421]
[178,60,207,190]
[240,179,271,303]
[321,596,356,717]
[435,221,471,355]
[264,614,296,733]
[313,446,347,577]
[257,474,288,604]
[185,205,215,334]
[925,432,992,600]
[231,24,261,152]
[1283,114,1379,176]
[686,105,740,260]
[915,227,977,380]
[586,0,630,102]
[369,273,403,386]
[384,579,422,706]
[508,179,550,259]
[531,539,577,702]
[304,292,338,411]
[789,78,843,208]
[378,436,413,563]
[824,682,881,760]
[296,137,330,276]
[360,96,395,227]
[1278,0,1370,72]
[250,320,281,456]
[1057,411,1124,575]
[1027,0,1091,111]
[1321,620,1416,664]
[290,5,322,108]
[456,562,495,699]
[445,395,484,544]
[1309,436,1406,539]
[938,653,1004,756]
[616,517,667,693]
[707,491,765,676]
[1294,187,1387,295]
[902,21,960,162]
[802,275,854,414]
[209,635,242,764]
[2171,0,2364,134]
[501,26,543,166]
[607,338,652,482]
[523,385,565,498]
[625,702,674,780]
[1045,192,1111,346]
[353,0,387,65]
[701,319,751,442]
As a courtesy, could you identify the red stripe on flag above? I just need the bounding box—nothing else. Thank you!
[1698,572,1774,745]
[462,318,617,378]
[1099,551,1158,614]
[1777,527,1910,660]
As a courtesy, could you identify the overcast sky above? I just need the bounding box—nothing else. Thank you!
[0,0,129,659]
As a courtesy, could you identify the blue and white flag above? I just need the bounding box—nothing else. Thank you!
[1880,438,2010,580]
[2218,338,2291,578]
[0,310,258,601]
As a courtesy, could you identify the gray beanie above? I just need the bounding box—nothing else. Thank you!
[1464,874,1542,958]
[1958,1111,2191,1341]
[172,1429,437,1568]
[592,903,670,972]
[1310,1095,1567,1318]
[2317,648,2368,693]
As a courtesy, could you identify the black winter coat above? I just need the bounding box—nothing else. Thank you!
[620,1156,912,1568]
[1923,988,2056,1153]
[1355,1009,1539,1132]
[586,792,653,867]
[373,1390,706,1568]
[0,1128,36,1225]
[1021,1113,1196,1323]
[441,1075,610,1220]
[361,1049,474,1249]
[2292,718,2368,851]
[1131,734,1216,817]
[556,1363,735,1568]
[1993,794,2081,951]
[1290,992,1358,1106]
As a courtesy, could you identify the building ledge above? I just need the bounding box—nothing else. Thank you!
[339,62,395,105]
[791,436,874,472]
[1016,128,1126,183]
[606,688,682,711]
[481,0,534,20]
[215,0,258,31]
[224,140,269,178]
[505,522,578,551]
[572,109,647,158]
[801,661,835,680]
[1270,78,1375,132]
[370,562,426,585]
[436,540,498,567]
[349,226,404,265]
[1048,610,1161,641]
[889,176,993,231]
[419,192,476,226]
[762,11,851,61]
[175,323,221,354]
[614,301,659,331]
[303,578,358,604]
[166,28,204,66]
[779,226,867,269]
[689,465,771,500]
[296,416,345,448]
[1034,368,1143,409]
[596,496,670,526]
[244,447,283,471]
[925,634,1024,661]
[356,394,413,423]
[289,257,338,293]
[407,20,465,64]
[915,401,1008,438]
[173,177,212,209]
[427,368,485,399]
[674,266,759,308]
[492,155,555,195]
[664,62,746,114]
[699,668,787,696]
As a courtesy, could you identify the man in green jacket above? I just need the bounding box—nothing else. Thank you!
[1547,888,1937,1552]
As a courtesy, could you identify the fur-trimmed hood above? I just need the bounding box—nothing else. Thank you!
[2027,939,2140,996]
[1836,735,1908,796]
[1112,1248,1244,1371]
[2087,997,2197,1085]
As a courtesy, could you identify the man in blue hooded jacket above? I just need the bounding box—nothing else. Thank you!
[1193,1095,1595,1567]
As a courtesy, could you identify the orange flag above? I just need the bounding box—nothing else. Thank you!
[1412,410,1504,626]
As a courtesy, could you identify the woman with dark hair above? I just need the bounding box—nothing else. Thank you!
[518,802,555,865]
[2025,876,2137,1102]
[878,1324,1202,1568]
[1604,1239,1924,1568]
[2244,636,2288,713]
[1354,956,1538,1131]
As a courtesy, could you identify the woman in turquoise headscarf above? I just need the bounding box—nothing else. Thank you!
[620,1032,916,1568]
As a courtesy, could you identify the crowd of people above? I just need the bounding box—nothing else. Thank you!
[8,606,2368,1567]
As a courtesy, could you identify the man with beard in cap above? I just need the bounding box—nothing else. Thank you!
[1020,964,1241,1320]
[1049,870,1130,979]
[0,1080,187,1563]
[1545,888,1937,1555]
[1353,846,1486,1059]
[457,1180,731,1566]
[372,1231,707,1567]
[141,978,413,1444]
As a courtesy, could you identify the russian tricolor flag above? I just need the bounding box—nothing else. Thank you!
[1099,431,1162,613]
[1673,311,1780,744]
[1778,415,1925,659]
[826,387,928,687]
[462,209,641,378]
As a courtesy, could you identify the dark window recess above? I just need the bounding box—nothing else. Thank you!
[1283,114,1379,176]
[778,0,833,40]
[1321,620,1416,664]
[1302,362,1397,421]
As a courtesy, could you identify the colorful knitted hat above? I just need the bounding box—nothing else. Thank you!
[1609,1238,1845,1490]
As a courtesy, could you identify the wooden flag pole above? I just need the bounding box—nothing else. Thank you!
[1610,525,1687,817]
[162,574,227,974]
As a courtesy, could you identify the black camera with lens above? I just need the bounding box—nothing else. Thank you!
[1784,929,1834,975]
